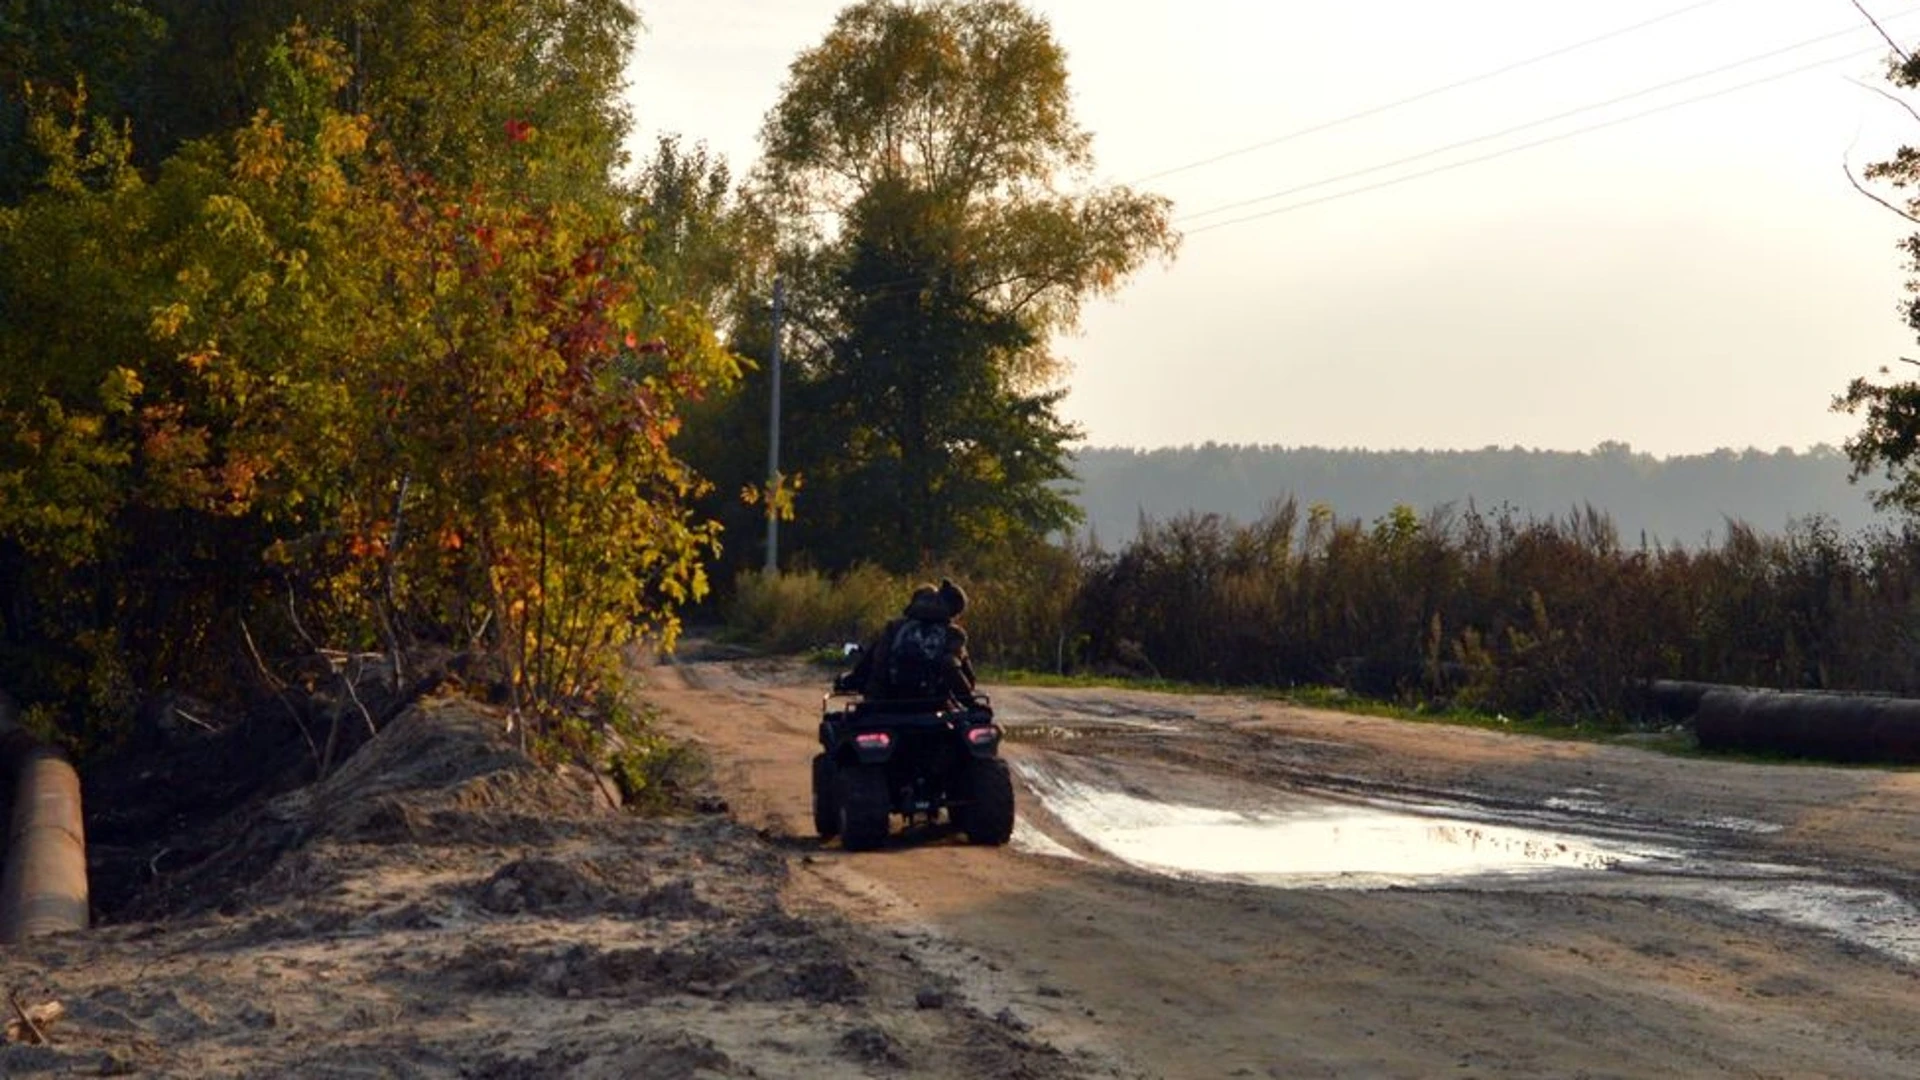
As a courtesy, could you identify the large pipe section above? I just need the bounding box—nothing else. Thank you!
[1693,687,1920,764]
[0,688,89,941]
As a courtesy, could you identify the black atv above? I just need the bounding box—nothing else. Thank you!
[812,685,1016,852]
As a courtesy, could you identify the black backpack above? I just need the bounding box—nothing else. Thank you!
[887,618,949,698]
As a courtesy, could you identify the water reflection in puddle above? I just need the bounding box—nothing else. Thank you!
[1020,768,1666,887]
[1012,763,1920,966]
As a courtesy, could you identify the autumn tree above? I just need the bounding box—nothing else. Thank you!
[753,0,1177,573]
[0,18,734,748]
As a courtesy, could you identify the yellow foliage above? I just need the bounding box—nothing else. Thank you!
[149,302,191,340]
[233,117,289,185]
[98,368,143,414]
[317,114,370,159]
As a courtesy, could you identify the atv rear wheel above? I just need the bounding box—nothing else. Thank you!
[837,765,891,851]
[811,753,840,839]
[959,758,1015,845]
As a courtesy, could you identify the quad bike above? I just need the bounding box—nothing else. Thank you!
[812,679,1015,852]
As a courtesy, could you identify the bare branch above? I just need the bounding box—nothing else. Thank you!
[1845,161,1920,224]
[1852,0,1912,63]
[341,655,379,738]
[1848,76,1920,126]
[285,580,318,652]
[242,615,322,766]
[240,616,286,691]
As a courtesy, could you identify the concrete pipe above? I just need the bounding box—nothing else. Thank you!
[1641,679,1725,722]
[1694,687,1920,764]
[0,690,90,942]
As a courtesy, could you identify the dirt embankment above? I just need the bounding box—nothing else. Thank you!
[0,691,1087,1078]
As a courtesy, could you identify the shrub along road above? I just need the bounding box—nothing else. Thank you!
[646,650,1920,1079]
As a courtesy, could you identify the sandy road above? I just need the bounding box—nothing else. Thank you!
[643,652,1920,1079]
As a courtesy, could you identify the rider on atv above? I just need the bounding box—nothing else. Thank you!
[818,578,1010,850]
[837,578,980,708]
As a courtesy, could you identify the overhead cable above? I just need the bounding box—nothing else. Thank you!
[1178,8,1920,225]
[1130,0,1729,185]
[1189,41,1899,235]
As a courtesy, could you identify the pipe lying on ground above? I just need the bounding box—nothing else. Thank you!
[1694,687,1920,763]
[1642,679,1724,723]
[0,689,89,942]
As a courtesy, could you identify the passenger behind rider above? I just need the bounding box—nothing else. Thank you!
[836,578,980,708]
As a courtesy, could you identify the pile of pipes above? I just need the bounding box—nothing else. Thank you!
[1647,679,1920,763]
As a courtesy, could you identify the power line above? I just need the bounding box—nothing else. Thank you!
[790,8,1920,297]
[1129,0,1729,186]
[1177,8,1920,226]
[1188,40,1898,236]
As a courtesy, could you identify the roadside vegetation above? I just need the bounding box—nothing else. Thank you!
[728,501,1920,732]
[0,3,727,763]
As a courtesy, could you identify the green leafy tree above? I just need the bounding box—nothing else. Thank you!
[627,136,790,578]
[2,0,638,204]
[755,0,1177,572]
[0,1,166,200]
[629,136,769,321]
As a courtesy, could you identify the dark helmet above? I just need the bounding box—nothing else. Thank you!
[904,584,946,620]
[938,577,968,618]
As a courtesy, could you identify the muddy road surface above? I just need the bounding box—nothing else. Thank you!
[645,651,1920,1079]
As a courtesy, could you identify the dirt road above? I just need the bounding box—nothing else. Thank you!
[645,652,1920,1079]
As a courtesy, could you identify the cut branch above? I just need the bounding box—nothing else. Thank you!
[6,992,53,1045]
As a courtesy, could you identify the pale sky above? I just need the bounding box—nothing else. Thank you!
[623,0,1920,456]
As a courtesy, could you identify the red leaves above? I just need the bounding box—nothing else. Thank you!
[136,404,264,514]
[504,118,532,144]
[345,532,388,560]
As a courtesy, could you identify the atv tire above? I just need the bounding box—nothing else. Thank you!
[959,758,1015,845]
[811,753,840,839]
[837,765,891,851]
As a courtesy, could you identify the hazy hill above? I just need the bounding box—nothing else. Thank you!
[1068,443,1890,547]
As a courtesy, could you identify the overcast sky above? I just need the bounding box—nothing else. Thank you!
[623,0,1920,457]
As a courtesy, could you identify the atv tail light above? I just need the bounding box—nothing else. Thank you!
[966,726,999,745]
[854,732,891,750]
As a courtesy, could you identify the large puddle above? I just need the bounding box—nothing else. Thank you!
[1014,761,1920,966]
[1020,767,1666,887]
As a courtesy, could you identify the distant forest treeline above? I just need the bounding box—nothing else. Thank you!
[1069,443,1887,547]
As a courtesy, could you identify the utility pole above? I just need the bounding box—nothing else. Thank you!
[764,275,785,572]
